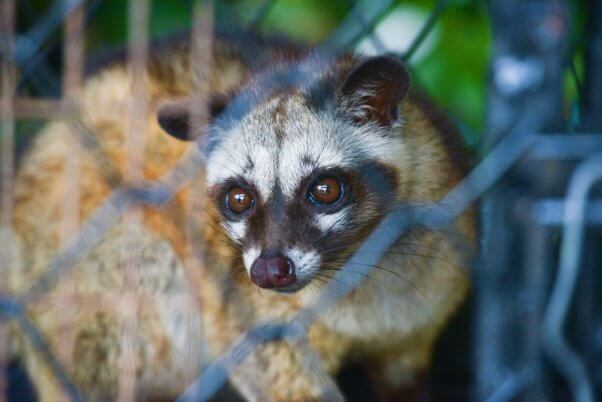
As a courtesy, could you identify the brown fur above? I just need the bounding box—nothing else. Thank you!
[11,35,476,401]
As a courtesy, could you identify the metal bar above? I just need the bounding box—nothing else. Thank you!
[13,97,66,119]
[542,154,602,402]
[177,0,215,387]
[578,2,602,395]
[28,292,199,315]
[55,2,85,388]
[533,198,602,225]
[0,0,15,228]
[401,0,447,61]
[476,1,569,401]
[124,0,149,185]
[0,1,16,400]
[520,221,554,399]
[582,0,602,131]
[528,134,602,160]
[189,0,214,123]
[62,4,84,97]
[116,0,150,400]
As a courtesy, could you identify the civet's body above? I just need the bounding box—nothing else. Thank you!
[12,34,475,401]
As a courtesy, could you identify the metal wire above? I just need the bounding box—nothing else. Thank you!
[0,297,85,402]
[401,0,447,61]
[1,1,601,402]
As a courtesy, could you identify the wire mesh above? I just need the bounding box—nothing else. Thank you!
[0,0,600,402]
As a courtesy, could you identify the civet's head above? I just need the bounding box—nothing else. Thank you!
[158,56,409,293]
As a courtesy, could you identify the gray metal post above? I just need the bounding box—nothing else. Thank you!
[476,1,569,400]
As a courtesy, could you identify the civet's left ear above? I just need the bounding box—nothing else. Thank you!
[339,56,410,127]
[157,94,229,141]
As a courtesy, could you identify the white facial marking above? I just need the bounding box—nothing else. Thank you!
[242,246,261,274]
[206,94,407,246]
[285,247,321,282]
[277,99,403,199]
[223,221,247,244]
[206,98,281,200]
[249,145,277,199]
[206,95,404,200]
[314,207,350,233]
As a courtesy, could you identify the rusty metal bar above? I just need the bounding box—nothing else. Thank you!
[0,1,16,401]
[55,2,85,392]
[116,0,150,400]
[0,0,15,228]
[178,0,215,385]
[124,0,149,184]
[13,98,65,119]
[33,292,199,315]
[63,4,84,97]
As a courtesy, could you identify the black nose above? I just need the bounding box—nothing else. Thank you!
[250,253,296,289]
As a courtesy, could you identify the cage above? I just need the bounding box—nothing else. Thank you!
[1,1,601,401]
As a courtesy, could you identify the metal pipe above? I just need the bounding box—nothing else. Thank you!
[542,154,602,402]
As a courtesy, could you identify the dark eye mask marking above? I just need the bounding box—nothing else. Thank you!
[356,161,399,207]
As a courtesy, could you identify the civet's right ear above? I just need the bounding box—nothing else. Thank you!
[157,94,229,141]
[338,56,410,127]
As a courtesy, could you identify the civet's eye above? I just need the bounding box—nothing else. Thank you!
[226,187,253,214]
[309,177,343,205]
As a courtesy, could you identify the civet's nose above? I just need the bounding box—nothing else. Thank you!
[250,253,296,289]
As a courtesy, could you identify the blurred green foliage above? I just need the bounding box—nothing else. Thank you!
[21,0,492,140]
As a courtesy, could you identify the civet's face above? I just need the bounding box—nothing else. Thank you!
[158,56,410,292]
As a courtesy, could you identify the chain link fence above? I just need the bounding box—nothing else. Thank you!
[1,0,601,401]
